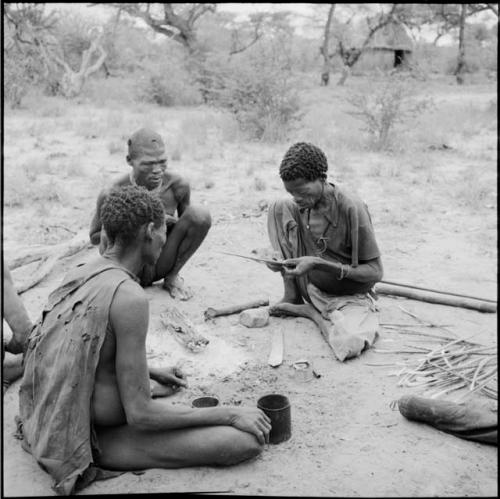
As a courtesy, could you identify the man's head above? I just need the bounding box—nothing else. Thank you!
[101,185,166,264]
[279,142,329,210]
[127,128,168,190]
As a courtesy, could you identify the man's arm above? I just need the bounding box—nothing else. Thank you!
[283,256,383,283]
[173,178,191,218]
[3,265,33,354]
[89,190,108,245]
[111,281,271,442]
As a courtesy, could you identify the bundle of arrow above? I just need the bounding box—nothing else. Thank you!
[372,307,497,401]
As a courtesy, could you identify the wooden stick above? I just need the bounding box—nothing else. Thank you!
[14,230,92,294]
[204,298,269,320]
[382,327,455,341]
[268,328,284,367]
[375,283,497,313]
[381,279,497,303]
[397,306,458,336]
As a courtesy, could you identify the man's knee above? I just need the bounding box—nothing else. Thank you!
[268,197,296,218]
[215,430,263,466]
[180,205,212,232]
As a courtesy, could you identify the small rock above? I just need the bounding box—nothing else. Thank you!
[239,308,269,328]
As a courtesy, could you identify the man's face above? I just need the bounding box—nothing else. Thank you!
[283,178,323,210]
[130,155,167,190]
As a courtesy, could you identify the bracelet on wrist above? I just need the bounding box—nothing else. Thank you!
[337,264,344,280]
[344,264,351,278]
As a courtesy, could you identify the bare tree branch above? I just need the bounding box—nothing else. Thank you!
[229,14,265,56]
[486,3,498,16]
[100,3,215,52]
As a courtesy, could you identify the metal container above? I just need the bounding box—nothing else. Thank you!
[192,396,220,408]
[257,394,291,444]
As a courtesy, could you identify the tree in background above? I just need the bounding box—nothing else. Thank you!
[396,3,498,84]
[320,4,336,86]
[102,3,216,55]
[335,4,399,86]
[4,3,107,98]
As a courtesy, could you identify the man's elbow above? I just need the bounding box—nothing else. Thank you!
[125,401,158,430]
[125,407,151,430]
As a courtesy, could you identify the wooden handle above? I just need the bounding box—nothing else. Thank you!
[204,298,269,320]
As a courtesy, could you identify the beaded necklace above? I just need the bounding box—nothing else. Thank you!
[129,171,163,195]
[305,183,331,256]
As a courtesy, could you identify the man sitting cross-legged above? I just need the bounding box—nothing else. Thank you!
[266,142,384,361]
[89,127,211,300]
[18,186,270,495]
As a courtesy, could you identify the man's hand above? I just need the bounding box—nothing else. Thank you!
[165,214,178,227]
[282,256,320,276]
[149,366,188,390]
[264,251,286,273]
[230,407,272,444]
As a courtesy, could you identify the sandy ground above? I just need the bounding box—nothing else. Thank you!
[2,77,498,496]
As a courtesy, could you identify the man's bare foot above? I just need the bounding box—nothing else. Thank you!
[270,302,331,338]
[269,301,303,317]
[162,275,193,301]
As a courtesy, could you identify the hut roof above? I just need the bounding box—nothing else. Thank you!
[368,21,414,52]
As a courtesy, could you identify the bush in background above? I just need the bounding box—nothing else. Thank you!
[135,49,203,107]
[200,45,302,142]
[345,72,434,150]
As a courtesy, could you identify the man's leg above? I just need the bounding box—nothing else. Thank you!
[159,205,211,299]
[269,302,329,337]
[3,352,24,394]
[267,199,306,306]
[95,424,262,471]
[152,205,211,300]
[322,297,379,361]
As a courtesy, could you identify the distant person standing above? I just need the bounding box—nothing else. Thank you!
[266,142,383,361]
[89,128,211,300]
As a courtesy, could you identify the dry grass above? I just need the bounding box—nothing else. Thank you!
[2,76,496,261]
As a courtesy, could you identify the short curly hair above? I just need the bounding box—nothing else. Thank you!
[101,186,165,244]
[279,142,328,182]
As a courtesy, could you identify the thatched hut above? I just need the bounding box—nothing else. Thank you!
[357,21,414,71]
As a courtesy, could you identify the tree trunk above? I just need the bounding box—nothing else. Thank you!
[321,4,336,86]
[337,64,351,86]
[455,3,467,85]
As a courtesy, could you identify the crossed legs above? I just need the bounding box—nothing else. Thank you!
[95,424,262,471]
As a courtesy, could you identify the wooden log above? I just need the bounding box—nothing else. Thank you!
[374,283,497,313]
[204,298,269,320]
[381,279,496,303]
[7,246,54,269]
[13,230,92,294]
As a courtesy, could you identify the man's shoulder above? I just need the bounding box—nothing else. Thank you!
[111,174,132,188]
[111,278,147,313]
[334,184,368,211]
[164,171,189,189]
[98,174,131,198]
